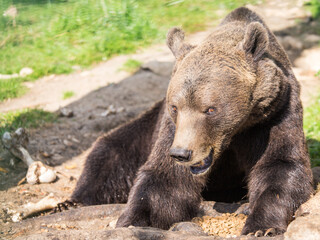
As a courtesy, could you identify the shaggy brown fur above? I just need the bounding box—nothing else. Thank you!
[60,7,313,235]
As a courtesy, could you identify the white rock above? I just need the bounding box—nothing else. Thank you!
[109,219,117,229]
[19,67,33,77]
[11,213,22,222]
[285,215,320,240]
[101,105,117,117]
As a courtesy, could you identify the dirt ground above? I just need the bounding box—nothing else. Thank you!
[0,0,320,238]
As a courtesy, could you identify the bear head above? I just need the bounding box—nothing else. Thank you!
[166,22,286,175]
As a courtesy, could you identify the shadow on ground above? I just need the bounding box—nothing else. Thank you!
[0,61,173,190]
[274,18,320,65]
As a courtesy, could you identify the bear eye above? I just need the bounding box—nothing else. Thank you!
[171,105,178,114]
[205,107,215,115]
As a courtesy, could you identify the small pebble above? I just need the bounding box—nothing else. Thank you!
[59,108,74,118]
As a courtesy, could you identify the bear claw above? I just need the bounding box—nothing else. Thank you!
[247,228,277,237]
[264,228,276,237]
[51,200,80,213]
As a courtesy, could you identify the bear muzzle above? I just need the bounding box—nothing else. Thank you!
[190,149,213,175]
[170,147,214,175]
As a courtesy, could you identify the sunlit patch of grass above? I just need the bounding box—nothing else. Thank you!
[0,78,26,102]
[62,91,75,100]
[305,0,320,19]
[0,109,57,136]
[120,59,142,73]
[304,95,320,167]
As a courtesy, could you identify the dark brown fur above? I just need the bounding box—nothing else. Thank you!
[68,7,313,235]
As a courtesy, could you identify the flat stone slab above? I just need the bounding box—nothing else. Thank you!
[1,202,283,240]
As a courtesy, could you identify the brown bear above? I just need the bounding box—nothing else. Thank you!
[57,7,313,236]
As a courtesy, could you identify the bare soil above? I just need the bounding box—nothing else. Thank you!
[0,0,320,238]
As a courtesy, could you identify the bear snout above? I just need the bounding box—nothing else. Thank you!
[169,148,192,162]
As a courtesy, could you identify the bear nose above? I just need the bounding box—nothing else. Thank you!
[169,148,192,162]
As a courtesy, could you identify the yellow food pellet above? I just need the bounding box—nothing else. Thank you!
[192,213,247,237]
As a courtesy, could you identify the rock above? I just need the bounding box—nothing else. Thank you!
[12,226,270,240]
[3,203,284,240]
[109,219,117,229]
[2,132,13,149]
[70,137,80,143]
[198,201,221,217]
[59,108,74,118]
[51,154,64,161]
[170,222,207,236]
[101,105,116,117]
[2,128,34,166]
[213,202,242,214]
[101,105,124,117]
[235,203,250,215]
[19,67,33,77]
[284,214,320,240]
[63,139,73,147]
[295,191,320,217]
[312,167,320,189]
[198,201,249,217]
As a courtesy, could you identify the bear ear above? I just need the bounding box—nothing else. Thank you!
[241,22,269,62]
[166,27,194,59]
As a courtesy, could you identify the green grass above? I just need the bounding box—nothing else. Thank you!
[305,0,320,19]
[0,0,255,102]
[62,91,75,100]
[0,109,57,136]
[0,77,26,101]
[304,95,320,167]
[120,59,142,73]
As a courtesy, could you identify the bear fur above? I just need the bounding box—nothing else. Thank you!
[66,7,313,235]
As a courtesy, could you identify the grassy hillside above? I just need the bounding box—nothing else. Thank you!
[0,0,254,101]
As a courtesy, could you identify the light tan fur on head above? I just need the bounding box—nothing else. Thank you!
[166,21,279,173]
